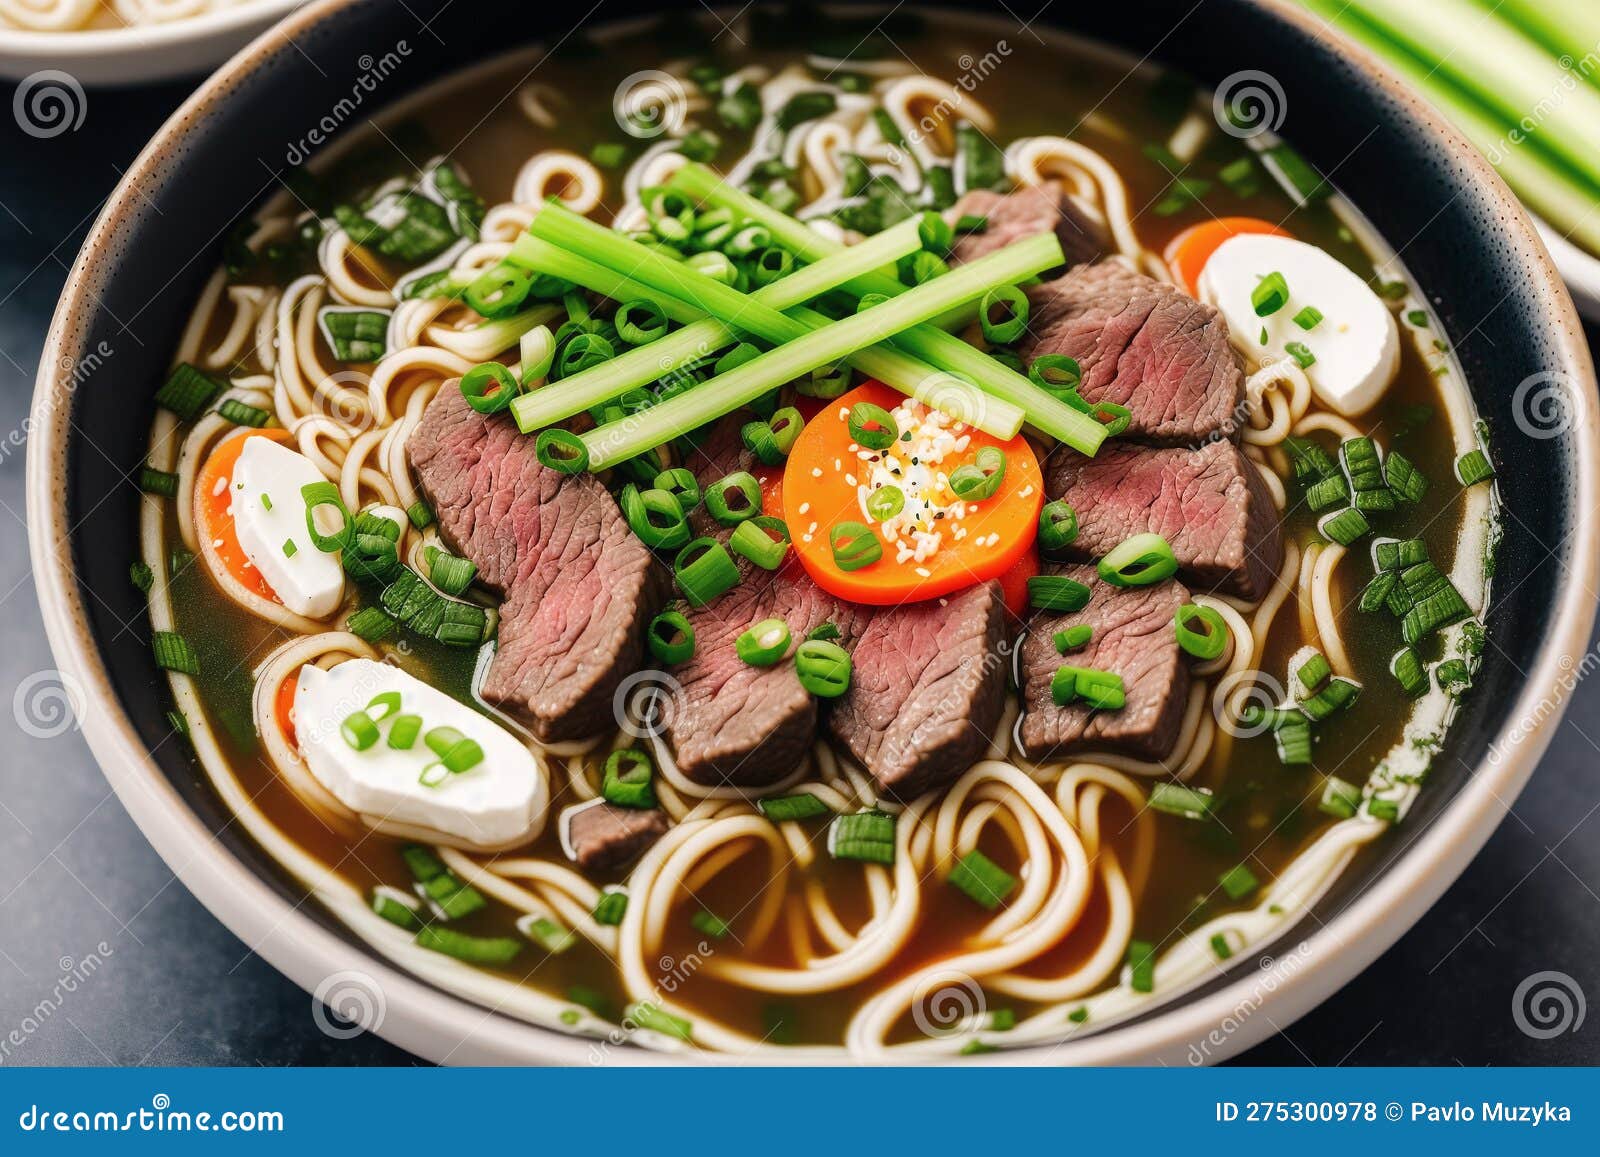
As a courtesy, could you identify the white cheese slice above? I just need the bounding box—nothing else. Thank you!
[294,659,546,849]
[1198,233,1399,416]
[230,436,345,618]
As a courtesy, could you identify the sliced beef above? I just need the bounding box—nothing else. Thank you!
[1020,262,1244,445]
[1017,565,1191,762]
[664,563,851,787]
[947,181,1105,271]
[662,420,850,786]
[565,802,668,871]
[1046,438,1282,602]
[826,581,1009,800]
[406,384,663,742]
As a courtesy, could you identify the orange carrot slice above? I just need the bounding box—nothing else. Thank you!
[1165,217,1292,294]
[783,381,1043,606]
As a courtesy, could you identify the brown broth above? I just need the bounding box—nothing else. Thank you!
[162,12,1479,1046]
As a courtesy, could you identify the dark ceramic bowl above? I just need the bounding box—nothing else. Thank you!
[28,0,1600,1063]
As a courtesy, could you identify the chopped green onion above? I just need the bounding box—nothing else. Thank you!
[674,537,741,607]
[1305,474,1349,512]
[387,713,422,750]
[729,516,790,570]
[300,482,353,553]
[1174,604,1229,661]
[1455,448,1494,486]
[219,398,271,427]
[460,362,519,415]
[1210,933,1234,960]
[371,887,422,931]
[1390,647,1427,697]
[796,638,852,698]
[320,308,389,362]
[653,467,701,513]
[535,429,589,474]
[153,364,223,420]
[947,850,1017,910]
[1300,676,1361,721]
[978,285,1029,345]
[341,710,380,751]
[1053,624,1093,654]
[366,691,401,723]
[1435,658,1473,696]
[1398,561,1471,643]
[1369,798,1401,824]
[428,550,477,596]
[1384,451,1429,504]
[407,500,434,529]
[616,300,669,346]
[1028,354,1082,394]
[1292,305,1324,331]
[1127,939,1156,993]
[1050,666,1126,710]
[759,793,832,822]
[704,471,761,525]
[1251,271,1289,316]
[1037,501,1078,551]
[1218,864,1260,900]
[647,610,696,665]
[1358,571,1397,614]
[736,617,792,667]
[521,915,577,954]
[1262,143,1330,205]
[415,926,523,965]
[690,909,731,939]
[152,631,199,675]
[949,446,1006,502]
[1374,537,1429,571]
[1319,776,1362,820]
[592,889,628,926]
[602,748,658,810]
[1283,341,1316,369]
[955,214,989,234]
[627,1002,693,1041]
[621,484,693,550]
[129,560,154,594]
[1028,575,1091,613]
[1149,782,1216,820]
[829,522,882,572]
[829,811,896,864]
[1339,436,1395,512]
[865,485,905,523]
[807,622,841,642]
[1098,533,1178,587]
[1272,717,1313,765]
[848,402,898,450]
[139,467,179,498]
[1318,507,1371,546]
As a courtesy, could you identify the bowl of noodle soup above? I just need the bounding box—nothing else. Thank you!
[0,0,302,84]
[27,0,1600,1063]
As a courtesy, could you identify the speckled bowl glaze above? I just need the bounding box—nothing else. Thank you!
[27,0,1600,1064]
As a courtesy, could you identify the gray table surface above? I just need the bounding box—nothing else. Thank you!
[0,77,1595,1069]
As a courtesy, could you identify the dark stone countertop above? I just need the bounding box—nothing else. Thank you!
[0,77,1593,1068]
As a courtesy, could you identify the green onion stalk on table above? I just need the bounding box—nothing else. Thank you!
[1298,0,1600,255]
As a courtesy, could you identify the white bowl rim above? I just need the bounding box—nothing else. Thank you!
[0,0,300,56]
[25,0,1600,1065]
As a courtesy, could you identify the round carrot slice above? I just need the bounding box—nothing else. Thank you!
[783,381,1043,605]
[1165,216,1292,294]
[194,427,294,604]
[275,668,301,750]
[994,548,1041,620]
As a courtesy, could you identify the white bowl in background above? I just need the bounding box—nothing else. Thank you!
[0,0,302,85]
